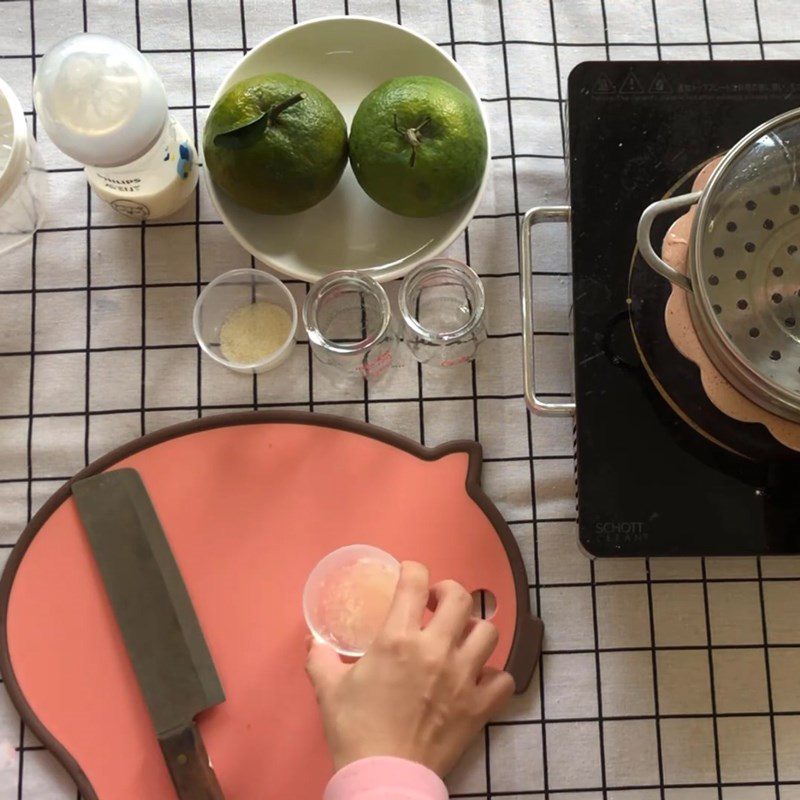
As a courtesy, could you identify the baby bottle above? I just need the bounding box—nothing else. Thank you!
[33,33,198,221]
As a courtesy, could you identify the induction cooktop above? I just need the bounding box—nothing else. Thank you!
[568,61,800,556]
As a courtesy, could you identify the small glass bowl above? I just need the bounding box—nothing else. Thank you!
[303,545,400,658]
[193,268,297,374]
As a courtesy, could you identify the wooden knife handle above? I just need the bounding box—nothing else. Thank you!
[159,721,225,800]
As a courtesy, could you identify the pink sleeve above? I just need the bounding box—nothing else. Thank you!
[324,757,449,800]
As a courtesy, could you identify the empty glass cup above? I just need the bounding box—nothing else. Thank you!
[0,77,47,256]
[303,271,398,384]
[399,259,487,367]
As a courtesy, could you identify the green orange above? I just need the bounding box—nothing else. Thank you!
[348,76,487,217]
[204,73,348,215]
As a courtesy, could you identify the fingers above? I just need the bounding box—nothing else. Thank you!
[383,561,430,635]
[305,639,349,697]
[460,618,500,674]
[426,579,473,642]
[477,667,516,715]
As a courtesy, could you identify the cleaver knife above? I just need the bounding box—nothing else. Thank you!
[72,468,226,800]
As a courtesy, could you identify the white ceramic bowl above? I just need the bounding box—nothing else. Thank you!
[204,16,490,284]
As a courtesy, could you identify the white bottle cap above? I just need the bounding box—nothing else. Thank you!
[33,33,168,168]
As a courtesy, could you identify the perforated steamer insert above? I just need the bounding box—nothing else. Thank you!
[638,109,800,422]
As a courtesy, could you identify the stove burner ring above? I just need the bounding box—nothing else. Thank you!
[603,310,640,372]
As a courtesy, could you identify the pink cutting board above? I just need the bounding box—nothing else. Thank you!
[0,411,542,800]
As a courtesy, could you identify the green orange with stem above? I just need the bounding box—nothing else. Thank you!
[204,73,348,215]
[348,76,488,218]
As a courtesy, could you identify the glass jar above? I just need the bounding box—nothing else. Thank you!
[0,77,47,256]
[399,259,487,367]
[303,271,398,384]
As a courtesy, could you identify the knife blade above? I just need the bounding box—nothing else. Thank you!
[72,468,226,800]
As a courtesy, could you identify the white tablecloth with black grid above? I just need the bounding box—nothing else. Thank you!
[3,1,800,798]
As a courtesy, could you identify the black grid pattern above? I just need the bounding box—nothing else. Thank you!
[2,1,800,798]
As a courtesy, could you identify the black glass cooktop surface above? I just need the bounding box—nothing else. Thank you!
[569,61,800,556]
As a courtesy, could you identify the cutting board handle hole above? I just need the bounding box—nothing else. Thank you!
[471,589,496,620]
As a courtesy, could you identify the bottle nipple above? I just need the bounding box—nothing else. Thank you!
[48,50,142,137]
[34,33,167,168]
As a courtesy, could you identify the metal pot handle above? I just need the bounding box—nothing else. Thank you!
[636,191,703,293]
[520,206,575,417]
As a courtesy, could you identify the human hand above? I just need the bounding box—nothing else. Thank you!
[305,561,515,777]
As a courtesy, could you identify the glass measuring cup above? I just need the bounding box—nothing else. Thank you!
[303,271,398,384]
[0,78,47,256]
[399,259,487,366]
